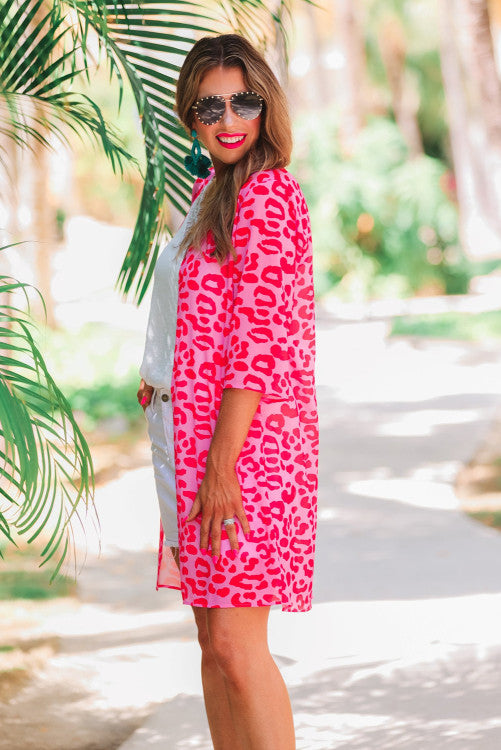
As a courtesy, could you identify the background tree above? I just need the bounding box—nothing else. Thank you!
[0,0,289,573]
[335,0,368,148]
[438,0,501,259]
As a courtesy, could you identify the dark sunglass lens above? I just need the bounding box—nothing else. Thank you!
[232,92,263,120]
[196,97,225,124]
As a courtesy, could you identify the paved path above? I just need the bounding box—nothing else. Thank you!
[117,315,501,750]
[4,315,501,750]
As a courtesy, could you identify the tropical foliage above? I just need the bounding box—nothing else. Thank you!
[292,115,469,300]
[1,0,287,572]
[0,245,95,577]
[2,1,292,303]
[0,0,135,178]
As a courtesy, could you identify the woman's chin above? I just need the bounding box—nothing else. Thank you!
[211,149,249,168]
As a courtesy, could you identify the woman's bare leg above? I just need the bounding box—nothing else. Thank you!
[192,606,245,750]
[206,606,295,750]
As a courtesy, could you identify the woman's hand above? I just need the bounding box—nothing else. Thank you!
[186,457,250,559]
[137,378,154,411]
[186,387,260,559]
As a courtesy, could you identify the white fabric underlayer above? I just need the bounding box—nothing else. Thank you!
[139,183,209,389]
[144,387,178,546]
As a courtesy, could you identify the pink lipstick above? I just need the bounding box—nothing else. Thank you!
[216,132,247,149]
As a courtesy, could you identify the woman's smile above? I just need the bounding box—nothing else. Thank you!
[216,132,247,148]
[194,66,261,172]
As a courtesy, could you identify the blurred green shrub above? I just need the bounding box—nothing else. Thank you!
[35,322,143,433]
[291,113,471,300]
[391,310,501,340]
[67,376,140,432]
[0,570,76,599]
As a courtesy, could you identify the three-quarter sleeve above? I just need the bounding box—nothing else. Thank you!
[222,174,299,402]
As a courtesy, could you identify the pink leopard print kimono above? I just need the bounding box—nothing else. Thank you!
[157,167,318,612]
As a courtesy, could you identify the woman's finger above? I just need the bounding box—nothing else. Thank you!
[224,521,239,552]
[186,495,202,522]
[200,517,211,552]
[235,507,251,537]
[210,520,222,560]
[137,379,154,410]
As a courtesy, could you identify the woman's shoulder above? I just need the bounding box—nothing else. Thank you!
[237,169,309,225]
[191,168,215,202]
[240,167,303,199]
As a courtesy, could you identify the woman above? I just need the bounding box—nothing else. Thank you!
[137,33,318,750]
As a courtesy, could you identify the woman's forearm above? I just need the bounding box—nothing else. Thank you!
[207,387,262,473]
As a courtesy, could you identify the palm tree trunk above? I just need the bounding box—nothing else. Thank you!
[30,1,57,327]
[32,112,56,328]
[464,0,501,146]
[336,0,367,146]
[439,0,501,258]
[0,133,20,327]
[0,133,21,475]
[377,13,423,157]
[304,3,333,109]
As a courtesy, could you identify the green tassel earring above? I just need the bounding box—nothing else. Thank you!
[184,129,211,178]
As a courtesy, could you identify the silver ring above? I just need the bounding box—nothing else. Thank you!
[223,518,235,527]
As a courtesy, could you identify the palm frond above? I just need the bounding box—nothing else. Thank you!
[2,1,294,302]
[0,0,137,183]
[0,1,298,576]
[61,0,294,303]
[0,252,96,578]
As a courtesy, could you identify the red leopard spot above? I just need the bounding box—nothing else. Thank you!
[155,169,317,613]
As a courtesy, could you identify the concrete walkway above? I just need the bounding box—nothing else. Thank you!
[7,314,500,750]
[113,314,501,750]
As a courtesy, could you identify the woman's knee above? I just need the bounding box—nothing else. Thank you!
[207,610,270,685]
[192,607,212,657]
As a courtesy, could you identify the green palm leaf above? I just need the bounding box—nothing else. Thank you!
[0,247,96,578]
[3,1,292,302]
[0,0,137,180]
[0,0,294,575]
[60,0,293,303]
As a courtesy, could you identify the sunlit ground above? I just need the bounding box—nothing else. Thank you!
[2,216,501,749]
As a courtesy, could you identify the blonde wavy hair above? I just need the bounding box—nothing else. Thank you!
[175,34,293,263]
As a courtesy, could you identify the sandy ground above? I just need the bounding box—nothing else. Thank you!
[1,315,501,750]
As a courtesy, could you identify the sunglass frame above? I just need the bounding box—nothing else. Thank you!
[192,90,264,125]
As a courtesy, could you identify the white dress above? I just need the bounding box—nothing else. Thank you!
[140,186,207,389]
[139,184,208,546]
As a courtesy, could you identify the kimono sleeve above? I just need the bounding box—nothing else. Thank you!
[222,179,297,402]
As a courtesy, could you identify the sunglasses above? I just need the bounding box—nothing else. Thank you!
[192,90,264,126]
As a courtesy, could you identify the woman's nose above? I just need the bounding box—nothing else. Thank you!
[221,101,237,126]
